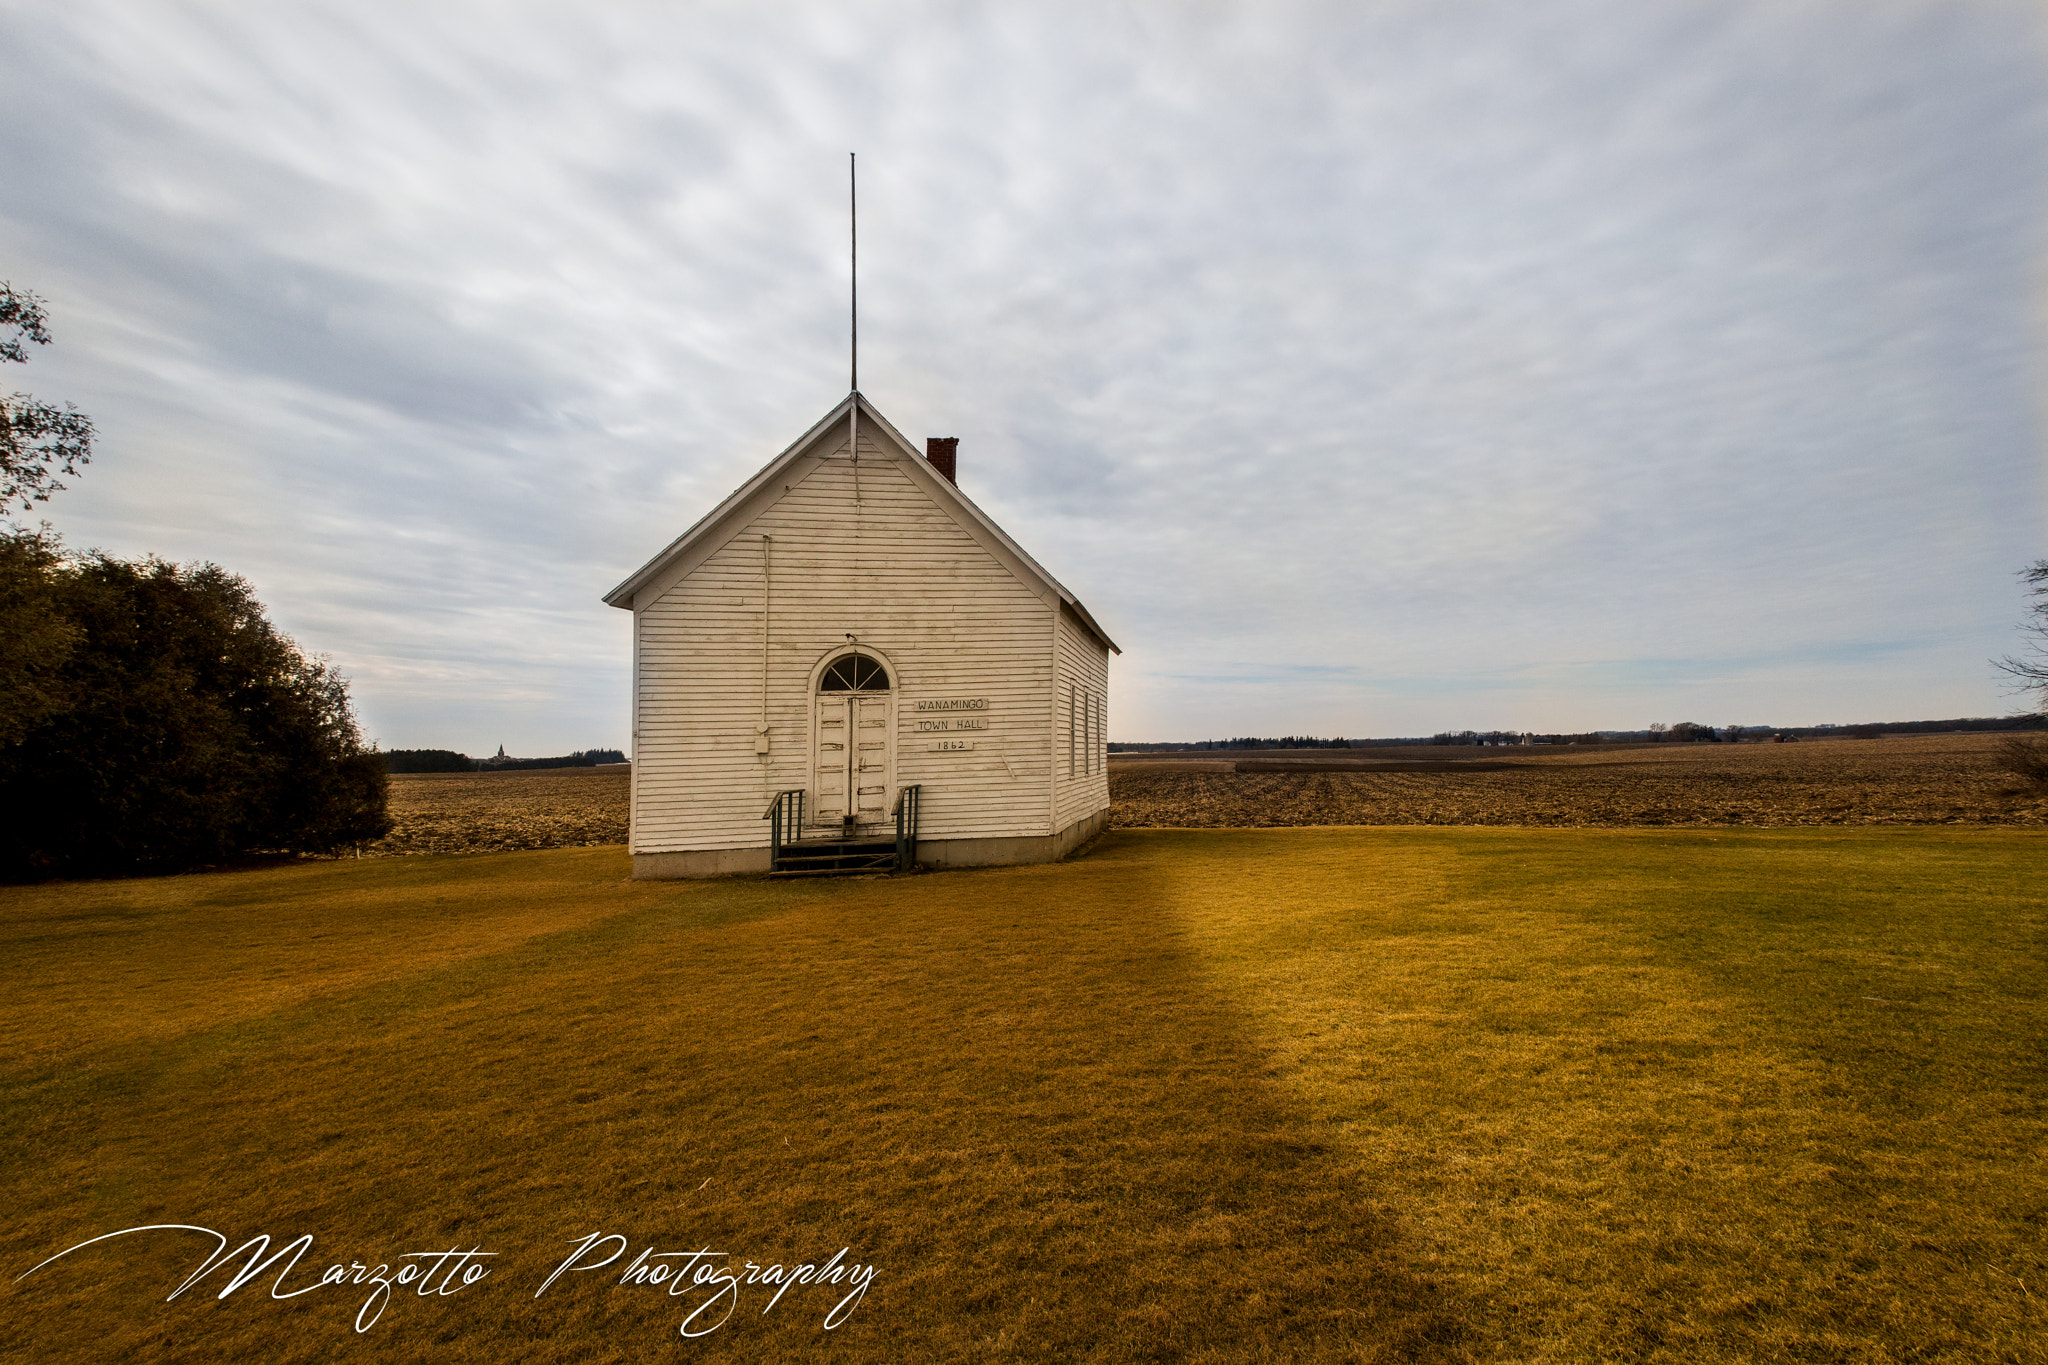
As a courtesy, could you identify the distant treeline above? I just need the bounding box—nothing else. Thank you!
[384,748,627,773]
[1110,716,2043,753]
[485,749,627,771]
[1822,716,2045,736]
[383,749,475,773]
[1109,737,1426,752]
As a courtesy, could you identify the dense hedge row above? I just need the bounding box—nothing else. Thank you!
[0,532,390,878]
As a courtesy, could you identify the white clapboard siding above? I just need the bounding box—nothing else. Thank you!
[1052,601,1112,830]
[632,429,1073,853]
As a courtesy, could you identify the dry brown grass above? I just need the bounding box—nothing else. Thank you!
[1113,732,2048,829]
[0,843,1457,1363]
[1,828,2042,1362]
[367,764,630,855]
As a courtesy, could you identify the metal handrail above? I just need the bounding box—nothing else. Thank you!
[762,786,916,876]
[893,784,921,872]
[762,789,805,871]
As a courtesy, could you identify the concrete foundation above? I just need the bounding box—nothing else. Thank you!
[912,806,1110,871]
[631,845,773,879]
[630,807,1110,880]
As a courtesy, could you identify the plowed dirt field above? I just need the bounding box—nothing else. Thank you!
[369,764,630,855]
[1112,732,2048,828]
[366,734,2044,856]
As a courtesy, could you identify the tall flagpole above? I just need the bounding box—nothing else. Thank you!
[849,153,860,502]
[849,152,858,394]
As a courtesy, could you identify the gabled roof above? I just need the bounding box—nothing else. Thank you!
[602,392,1119,654]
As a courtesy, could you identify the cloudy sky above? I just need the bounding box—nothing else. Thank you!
[2,0,2042,751]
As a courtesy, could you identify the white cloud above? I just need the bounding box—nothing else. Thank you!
[1,0,2040,749]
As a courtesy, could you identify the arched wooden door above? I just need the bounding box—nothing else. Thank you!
[812,652,893,829]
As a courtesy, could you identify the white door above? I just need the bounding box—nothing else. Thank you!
[812,653,894,833]
[813,694,852,824]
[812,692,894,829]
[850,693,892,826]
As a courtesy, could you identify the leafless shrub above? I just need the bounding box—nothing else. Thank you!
[1993,734,2048,791]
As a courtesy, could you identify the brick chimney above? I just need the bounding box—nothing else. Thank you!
[925,437,958,485]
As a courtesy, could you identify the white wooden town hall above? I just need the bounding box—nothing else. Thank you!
[604,393,1117,877]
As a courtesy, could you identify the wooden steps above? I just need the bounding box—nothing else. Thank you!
[767,836,901,877]
[765,787,919,876]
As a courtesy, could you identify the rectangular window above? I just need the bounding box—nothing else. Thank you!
[1095,690,1105,774]
[1073,683,1089,777]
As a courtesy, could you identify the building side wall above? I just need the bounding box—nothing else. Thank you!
[633,435,1057,854]
[1052,601,1112,831]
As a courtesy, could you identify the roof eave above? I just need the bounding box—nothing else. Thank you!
[601,393,860,609]
[602,393,1121,656]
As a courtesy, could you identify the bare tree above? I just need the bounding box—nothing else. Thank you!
[1992,561,2048,790]
[2,283,95,512]
[1993,560,2048,715]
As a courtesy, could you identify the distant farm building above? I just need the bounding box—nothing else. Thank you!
[604,394,1117,877]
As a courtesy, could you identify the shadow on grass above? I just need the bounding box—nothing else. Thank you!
[0,837,1466,1363]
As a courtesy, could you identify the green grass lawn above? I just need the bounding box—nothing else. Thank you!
[1,828,2042,1363]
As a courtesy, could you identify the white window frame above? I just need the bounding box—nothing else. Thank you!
[1086,689,1097,776]
[1073,683,1089,777]
[1095,689,1104,774]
